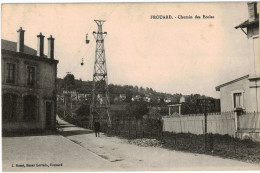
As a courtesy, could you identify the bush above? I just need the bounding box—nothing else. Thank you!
[76,104,90,117]
[126,101,149,120]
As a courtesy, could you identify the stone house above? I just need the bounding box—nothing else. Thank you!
[216,2,259,113]
[2,27,59,133]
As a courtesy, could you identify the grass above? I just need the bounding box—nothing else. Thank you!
[160,133,260,164]
[107,129,260,164]
[57,110,260,165]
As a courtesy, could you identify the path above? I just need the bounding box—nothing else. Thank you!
[2,117,259,171]
[56,117,260,171]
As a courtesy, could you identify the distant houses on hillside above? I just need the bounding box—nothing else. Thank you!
[57,90,91,103]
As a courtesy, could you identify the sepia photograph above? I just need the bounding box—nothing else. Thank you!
[1,1,260,171]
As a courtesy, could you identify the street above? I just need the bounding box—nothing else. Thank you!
[2,116,260,171]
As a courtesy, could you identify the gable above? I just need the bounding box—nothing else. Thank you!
[215,75,249,91]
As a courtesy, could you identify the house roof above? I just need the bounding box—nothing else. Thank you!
[1,39,37,55]
[235,18,259,29]
[1,39,48,57]
[215,74,249,91]
[1,39,58,64]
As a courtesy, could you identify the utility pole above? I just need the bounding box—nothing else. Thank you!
[197,98,215,151]
[90,20,111,129]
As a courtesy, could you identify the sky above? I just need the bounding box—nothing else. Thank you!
[1,2,250,98]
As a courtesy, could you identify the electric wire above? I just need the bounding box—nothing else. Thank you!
[80,5,118,64]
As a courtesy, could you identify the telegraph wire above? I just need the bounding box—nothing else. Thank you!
[80,5,118,64]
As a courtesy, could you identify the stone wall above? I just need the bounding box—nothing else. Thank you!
[2,50,57,132]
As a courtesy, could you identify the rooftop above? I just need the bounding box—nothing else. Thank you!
[1,39,39,56]
[235,17,259,29]
[1,39,49,58]
[215,74,249,91]
[1,39,58,64]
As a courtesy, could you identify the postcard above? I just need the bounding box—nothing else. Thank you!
[1,2,260,172]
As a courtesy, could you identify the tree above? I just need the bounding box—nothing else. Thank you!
[125,89,133,103]
[126,101,149,120]
[76,104,91,117]
[64,73,75,91]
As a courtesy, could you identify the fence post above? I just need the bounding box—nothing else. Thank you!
[202,120,204,134]
[135,118,137,138]
[118,124,120,136]
[129,118,131,138]
[233,136,236,155]
[180,118,183,133]
[161,131,164,140]
[204,112,208,152]
[237,112,241,131]
[209,133,213,153]
[234,112,238,137]
[142,120,144,138]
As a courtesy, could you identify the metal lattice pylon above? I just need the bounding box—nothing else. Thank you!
[90,20,111,128]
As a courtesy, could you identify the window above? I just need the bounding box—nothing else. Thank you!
[233,93,242,108]
[6,63,15,84]
[27,66,35,86]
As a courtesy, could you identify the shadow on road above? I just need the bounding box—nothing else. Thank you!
[58,125,78,128]
[59,130,94,137]
[56,116,94,137]
[2,130,59,137]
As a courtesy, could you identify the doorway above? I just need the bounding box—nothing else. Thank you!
[46,102,52,129]
[23,95,37,121]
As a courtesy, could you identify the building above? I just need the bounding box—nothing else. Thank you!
[63,90,78,101]
[119,94,126,101]
[180,96,185,103]
[2,27,59,133]
[216,2,259,113]
[131,95,141,102]
[77,93,89,101]
[144,96,151,103]
[164,98,172,103]
[60,90,90,102]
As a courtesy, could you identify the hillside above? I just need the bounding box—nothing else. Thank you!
[57,77,220,114]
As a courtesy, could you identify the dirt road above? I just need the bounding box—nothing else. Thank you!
[56,117,259,171]
[3,117,259,171]
[2,131,119,172]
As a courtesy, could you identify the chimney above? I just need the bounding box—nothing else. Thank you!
[17,27,25,53]
[47,35,55,59]
[37,32,45,56]
[248,2,257,22]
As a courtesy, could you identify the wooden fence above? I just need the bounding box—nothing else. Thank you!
[236,112,260,141]
[110,117,163,138]
[163,111,260,141]
[238,112,260,130]
[162,112,236,137]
